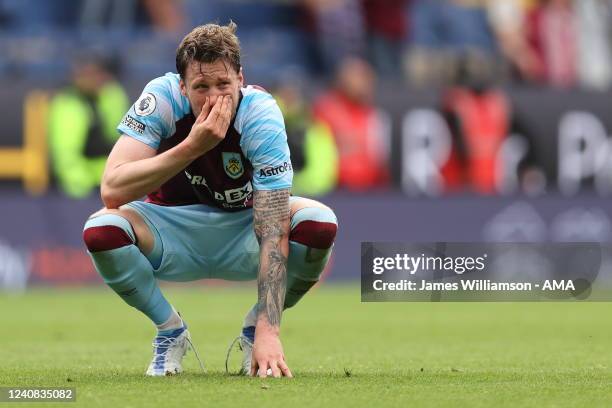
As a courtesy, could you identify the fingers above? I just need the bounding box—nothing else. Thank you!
[203,95,232,130]
[278,359,293,378]
[257,366,275,378]
[209,95,231,127]
[216,95,233,130]
[254,359,267,378]
[270,361,282,378]
[203,95,222,124]
[197,97,211,123]
[252,359,292,378]
[258,365,268,378]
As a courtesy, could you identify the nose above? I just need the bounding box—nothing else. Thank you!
[209,93,221,106]
[209,93,232,107]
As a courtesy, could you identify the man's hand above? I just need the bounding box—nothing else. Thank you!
[185,95,233,157]
[251,327,293,378]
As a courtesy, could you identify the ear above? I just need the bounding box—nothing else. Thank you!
[179,78,187,97]
[238,67,244,87]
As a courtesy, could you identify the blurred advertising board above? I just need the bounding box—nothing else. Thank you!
[1,191,612,288]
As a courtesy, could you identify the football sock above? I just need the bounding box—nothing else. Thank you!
[284,206,337,308]
[243,305,258,328]
[83,213,173,325]
[156,307,184,335]
[242,206,337,335]
[241,326,256,343]
[154,326,185,341]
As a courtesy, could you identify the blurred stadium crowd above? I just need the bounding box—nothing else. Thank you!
[1,0,612,198]
[3,0,610,88]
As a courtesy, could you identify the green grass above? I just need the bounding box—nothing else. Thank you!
[2,285,612,407]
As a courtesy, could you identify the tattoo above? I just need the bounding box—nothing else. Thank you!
[253,189,290,327]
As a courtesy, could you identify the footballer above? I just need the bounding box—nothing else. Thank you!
[82,22,337,378]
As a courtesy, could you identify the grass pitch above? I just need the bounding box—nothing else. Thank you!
[2,285,612,407]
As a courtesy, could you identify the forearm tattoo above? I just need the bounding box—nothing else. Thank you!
[253,189,290,327]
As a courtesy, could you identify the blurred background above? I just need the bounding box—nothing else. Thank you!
[1,0,612,291]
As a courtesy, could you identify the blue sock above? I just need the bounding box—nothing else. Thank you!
[83,214,173,325]
[242,325,255,343]
[157,325,186,338]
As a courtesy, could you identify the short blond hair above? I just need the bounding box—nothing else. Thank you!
[176,22,241,78]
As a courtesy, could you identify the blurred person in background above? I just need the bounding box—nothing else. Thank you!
[313,56,389,190]
[525,0,578,88]
[482,0,612,90]
[301,0,367,75]
[574,0,612,90]
[405,0,499,87]
[361,0,409,77]
[441,57,541,194]
[442,63,511,194]
[79,0,185,33]
[0,0,78,31]
[487,0,545,83]
[274,76,338,197]
[140,0,185,34]
[48,52,129,199]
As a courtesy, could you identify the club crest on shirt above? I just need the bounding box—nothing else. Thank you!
[134,93,156,116]
[222,152,244,179]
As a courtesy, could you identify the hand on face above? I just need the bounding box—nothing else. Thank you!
[182,60,243,119]
[186,94,233,156]
[180,60,243,156]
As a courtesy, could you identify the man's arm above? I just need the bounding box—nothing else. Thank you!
[101,135,199,209]
[102,95,232,208]
[251,188,293,378]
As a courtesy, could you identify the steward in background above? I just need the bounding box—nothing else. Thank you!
[49,53,129,198]
[273,78,338,196]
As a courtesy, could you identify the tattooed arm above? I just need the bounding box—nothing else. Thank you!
[251,188,293,378]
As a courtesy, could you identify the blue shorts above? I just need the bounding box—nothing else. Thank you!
[126,199,299,282]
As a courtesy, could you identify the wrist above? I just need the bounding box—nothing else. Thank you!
[255,318,280,337]
[179,136,206,160]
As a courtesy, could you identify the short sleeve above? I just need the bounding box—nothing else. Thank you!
[239,91,293,191]
[117,77,176,149]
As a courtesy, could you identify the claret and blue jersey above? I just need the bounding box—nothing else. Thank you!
[117,72,293,211]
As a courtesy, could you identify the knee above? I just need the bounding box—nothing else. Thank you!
[83,212,136,253]
[289,206,338,249]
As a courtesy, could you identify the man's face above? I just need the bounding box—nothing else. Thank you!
[73,63,110,95]
[179,59,243,118]
[336,58,375,104]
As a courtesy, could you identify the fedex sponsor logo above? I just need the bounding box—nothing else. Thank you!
[259,162,292,178]
[224,181,253,203]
